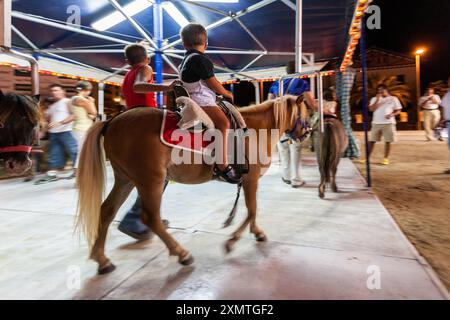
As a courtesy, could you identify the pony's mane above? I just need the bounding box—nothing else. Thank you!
[0,92,40,128]
[240,95,300,128]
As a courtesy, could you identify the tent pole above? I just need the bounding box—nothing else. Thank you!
[295,0,302,72]
[153,0,164,108]
[253,82,261,104]
[360,15,372,187]
[98,82,105,121]
[318,72,324,133]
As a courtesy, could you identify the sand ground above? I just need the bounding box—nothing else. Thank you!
[354,131,450,290]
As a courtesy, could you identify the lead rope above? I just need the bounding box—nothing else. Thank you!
[223,182,242,228]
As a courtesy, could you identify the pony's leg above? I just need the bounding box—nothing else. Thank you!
[90,169,134,274]
[225,171,265,253]
[138,181,194,266]
[331,161,339,193]
[318,173,326,199]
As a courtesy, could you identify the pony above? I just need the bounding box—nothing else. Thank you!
[0,90,40,175]
[76,95,310,274]
[315,117,348,198]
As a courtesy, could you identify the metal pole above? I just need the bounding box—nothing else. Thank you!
[310,74,316,98]
[153,0,163,108]
[317,72,324,133]
[1,0,11,48]
[108,0,157,48]
[415,54,421,130]
[1,46,39,95]
[253,82,261,104]
[98,82,105,121]
[12,11,132,45]
[360,15,371,188]
[160,0,277,51]
[97,64,129,121]
[295,0,302,72]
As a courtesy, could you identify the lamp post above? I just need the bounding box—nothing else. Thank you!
[415,48,425,130]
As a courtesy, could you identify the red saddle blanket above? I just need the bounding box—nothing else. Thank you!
[160,110,214,154]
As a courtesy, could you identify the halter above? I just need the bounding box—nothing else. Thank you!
[0,145,33,154]
[280,104,312,144]
[0,126,39,154]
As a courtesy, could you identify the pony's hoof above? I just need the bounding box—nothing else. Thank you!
[179,254,194,266]
[332,186,338,193]
[225,240,235,253]
[255,233,267,242]
[319,192,325,199]
[98,262,116,275]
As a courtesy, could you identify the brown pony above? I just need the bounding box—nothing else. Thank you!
[76,95,309,274]
[315,117,348,198]
[0,90,40,175]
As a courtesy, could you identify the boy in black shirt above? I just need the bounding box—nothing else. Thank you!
[179,23,241,184]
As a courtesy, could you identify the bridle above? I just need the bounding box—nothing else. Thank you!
[280,101,312,143]
[0,125,40,155]
[0,145,33,154]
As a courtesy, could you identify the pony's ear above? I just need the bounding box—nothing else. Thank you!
[32,94,40,104]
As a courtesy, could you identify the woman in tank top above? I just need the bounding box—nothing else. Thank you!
[70,81,97,170]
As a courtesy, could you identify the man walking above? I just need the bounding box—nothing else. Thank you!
[364,84,402,165]
[419,87,441,141]
[35,84,77,184]
[268,61,317,188]
[440,77,450,174]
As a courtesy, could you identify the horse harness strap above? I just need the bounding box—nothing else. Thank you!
[0,145,32,154]
[280,99,312,144]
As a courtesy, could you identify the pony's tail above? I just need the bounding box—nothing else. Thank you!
[75,122,107,250]
[320,121,334,183]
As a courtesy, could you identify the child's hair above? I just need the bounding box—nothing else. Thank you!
[124,44,148,65]
[76,81,93,92]
[180,23,207,47]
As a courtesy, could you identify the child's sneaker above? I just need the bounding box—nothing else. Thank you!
[381,158,389,165]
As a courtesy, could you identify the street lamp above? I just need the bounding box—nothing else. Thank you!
[415,48,425,130]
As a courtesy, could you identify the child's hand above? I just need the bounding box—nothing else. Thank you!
[225,92,234,103]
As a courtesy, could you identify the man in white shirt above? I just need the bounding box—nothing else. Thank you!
[35,84,77,184]
[365,84,403,165]
[440,77,450,174]
[419,87,442,141]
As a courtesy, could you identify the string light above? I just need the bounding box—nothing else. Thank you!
[340,0,372,72]
[0,61,122,87]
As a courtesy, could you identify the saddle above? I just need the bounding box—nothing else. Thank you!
[161,85,249,180]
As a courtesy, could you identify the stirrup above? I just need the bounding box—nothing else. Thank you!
[214,164,242,184]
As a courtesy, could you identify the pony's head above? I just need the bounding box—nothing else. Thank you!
[0,90,40,175]
[273,95,312,142]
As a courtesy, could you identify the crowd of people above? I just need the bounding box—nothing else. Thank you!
[360,78,450,169]
[27,81,97,184]
[19,22,450,242]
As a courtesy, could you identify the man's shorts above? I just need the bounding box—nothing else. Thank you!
[370,123,397,143]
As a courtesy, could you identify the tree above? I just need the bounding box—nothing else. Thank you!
[350,75,412,109]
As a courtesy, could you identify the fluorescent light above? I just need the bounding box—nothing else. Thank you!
[190,0,239,3]
[162,2,189,27]
[92,0,154,31]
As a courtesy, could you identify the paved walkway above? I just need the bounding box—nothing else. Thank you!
[0,155,448,299]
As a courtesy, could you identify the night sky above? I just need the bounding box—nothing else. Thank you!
[366,0,450,88]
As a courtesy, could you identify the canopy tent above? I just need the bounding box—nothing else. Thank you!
[5,0,357,82]
[1,0,372,183]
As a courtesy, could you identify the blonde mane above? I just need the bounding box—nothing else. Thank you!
[239,95,300,129]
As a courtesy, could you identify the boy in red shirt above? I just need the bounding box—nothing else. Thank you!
[118,44,174,240]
